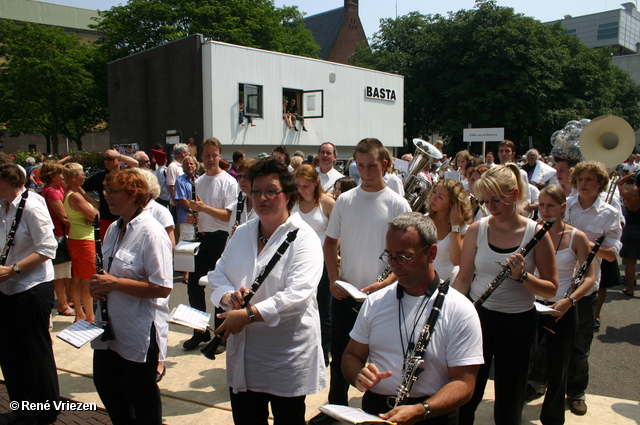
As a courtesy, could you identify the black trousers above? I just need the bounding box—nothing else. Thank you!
[317,264,332,366]
[363,391,459,425]
[328,297,359,405]
[229,388,306,425]
[188,230,228,331]
[93,326,161,425]
[0,281,60,422]
[459,306,537,425]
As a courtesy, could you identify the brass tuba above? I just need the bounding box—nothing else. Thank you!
[403,139,443,212]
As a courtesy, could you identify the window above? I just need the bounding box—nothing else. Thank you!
[597,22,618,40]
[283,88,323,118]
[239,83,263,117]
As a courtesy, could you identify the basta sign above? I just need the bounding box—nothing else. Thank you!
[365,86,397,102]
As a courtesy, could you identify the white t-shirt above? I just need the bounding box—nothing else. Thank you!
[92,210,173,362]
[194,171,238,233]
[350,282,483,397]
[209,213,326,397]
[326,186,411,289]
[292,204,329,246]
[317,167,344,193]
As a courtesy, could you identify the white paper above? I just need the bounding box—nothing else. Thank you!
[168,304,211,332]
[319,404,395,424]
[335,280,368,302]
[534,302,560,315]
[174,240,201,272]
[57,320,104,348]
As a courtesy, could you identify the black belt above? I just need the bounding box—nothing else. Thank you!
[199,231,228,238]
[535,299,554,306]
[367,390,429,409]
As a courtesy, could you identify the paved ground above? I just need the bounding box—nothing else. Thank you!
[0,273,638,424]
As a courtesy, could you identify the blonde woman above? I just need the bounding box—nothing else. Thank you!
[453,164,558,425]
[63,163,98,323]
[426,179,472,281]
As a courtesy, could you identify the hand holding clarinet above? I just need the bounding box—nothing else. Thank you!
[89,215,115,341]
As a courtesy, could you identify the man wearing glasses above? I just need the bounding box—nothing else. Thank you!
[311,138,411,425]
[341,212,483,425]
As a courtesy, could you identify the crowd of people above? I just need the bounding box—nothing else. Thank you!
[0,135,635,425]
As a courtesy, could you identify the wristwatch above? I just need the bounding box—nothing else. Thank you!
[421,402,432,420]
[566,295,577,306]
[12,264,20,275]
[451,225,461,233]
[245,306,256,323]
[515,270,528,283]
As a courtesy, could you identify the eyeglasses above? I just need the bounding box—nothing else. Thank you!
[379,245,430,267]
[103,188,123,196]
[251,189,284,198]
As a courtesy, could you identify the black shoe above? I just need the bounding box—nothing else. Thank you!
[525,384,545,401]
[308,411,335,425]
[183,331,211,350]
[594,318,601,332]
[294,127,299,131]
[156,365,166,383]
[302,127,308,132]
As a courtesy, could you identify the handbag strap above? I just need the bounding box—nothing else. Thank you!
[241,228,299,307]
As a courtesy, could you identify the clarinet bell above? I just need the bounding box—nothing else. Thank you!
[200,335,223,360]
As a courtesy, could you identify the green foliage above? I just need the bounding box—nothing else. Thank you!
[350,0,640,154]
[91,0,320,62]
[12,150,101,168]
[0,21,108,155]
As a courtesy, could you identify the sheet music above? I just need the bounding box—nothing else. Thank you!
[335,280,368,302]
[168,304,211,332]
[57,320,104,348]
[534,302,560,315]
[319,404,395,424]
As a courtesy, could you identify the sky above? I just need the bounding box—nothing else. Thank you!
[42,0,635,38]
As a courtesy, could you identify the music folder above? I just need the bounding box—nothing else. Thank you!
[57,320,104,348]
[167,304,211,332]
[319,404,395,424]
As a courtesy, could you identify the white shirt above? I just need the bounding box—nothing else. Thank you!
[209,213,327,396]
[0,190,55,295]
[326,186,411,289]
[166,160,183,206]
[194,171,238,233]
[432,226,468,283]
[146,199,174,229]
[350,282,483,397]
[92,210,173,362]
[565,195,622,292]
[383,173,405,196]
[317,167,344,193]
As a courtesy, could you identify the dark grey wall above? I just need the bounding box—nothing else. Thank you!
[108,34,204,154]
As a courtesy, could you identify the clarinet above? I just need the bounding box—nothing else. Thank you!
[544,233,604,334]
[0,190,28,266]
[190,175,199,238]
[474,218,555,307]
[390,279,450,408]
[94,215,115,342]
[234,191,245,228]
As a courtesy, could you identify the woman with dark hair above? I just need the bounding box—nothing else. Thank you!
[41,161,74,316]
[209,158,326,425]
[89,169,173,425]
[293,164,335,365]
[0,163,60,424]
[333,176,357,200]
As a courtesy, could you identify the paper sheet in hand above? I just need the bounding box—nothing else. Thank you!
[57,320,104,348]
[168,304,211,332]
[335,280,367,302]
[534,302,560,315]
[319,404,395,424]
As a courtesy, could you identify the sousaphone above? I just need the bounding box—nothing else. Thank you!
[579,115,636,169]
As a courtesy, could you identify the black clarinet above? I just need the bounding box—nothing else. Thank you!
[474,218,555,307]
[94,215,115,342]
[201,229,299,360]
[0,190,28,266]
[234,191,245,228]
[544,233,604,334]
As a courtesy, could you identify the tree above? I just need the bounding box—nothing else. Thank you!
[92,0,320,62]
[350,0,640,154]
[0,21,108,154]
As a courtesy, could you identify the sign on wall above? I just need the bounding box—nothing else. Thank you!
[365,86,397,102]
